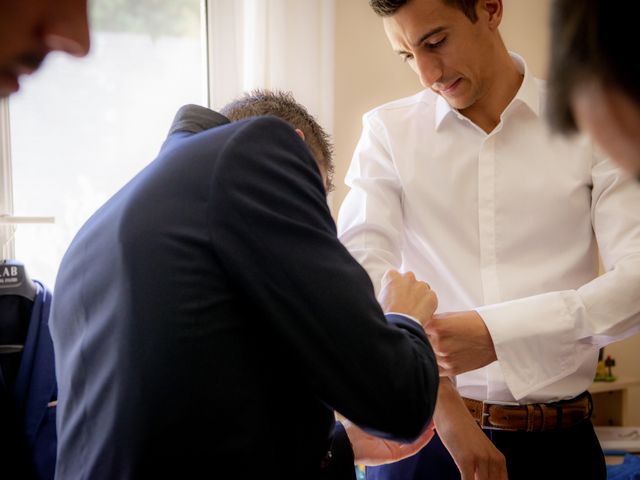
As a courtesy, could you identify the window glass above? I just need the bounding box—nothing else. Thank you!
[9,0,205,288]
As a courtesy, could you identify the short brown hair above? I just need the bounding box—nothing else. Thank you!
[220,89,334,192]
[547,0,640,134]
[369,0,479,22]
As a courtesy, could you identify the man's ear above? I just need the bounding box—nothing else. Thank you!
[480,0,503,30]
[294,128,306,141]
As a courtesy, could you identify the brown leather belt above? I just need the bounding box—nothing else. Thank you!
[463,391,593,432]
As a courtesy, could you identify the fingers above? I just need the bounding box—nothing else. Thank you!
[494,453,508,480]
[485,457,508,480]
[475,458,489,480]
[381,269,399,284]
[458,460,474,480]
[379,270,438,325]
[381,269,416,286]
[434,350,456,376]
[474,450,507,480]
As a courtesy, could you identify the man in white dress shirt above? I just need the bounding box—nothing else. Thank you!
[338,0,640,479]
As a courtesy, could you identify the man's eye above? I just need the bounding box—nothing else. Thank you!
[427,37,446,49]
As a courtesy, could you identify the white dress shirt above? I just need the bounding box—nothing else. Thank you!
[338,54,640,404]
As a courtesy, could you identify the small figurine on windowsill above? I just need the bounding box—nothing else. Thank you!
[594,353,617,382]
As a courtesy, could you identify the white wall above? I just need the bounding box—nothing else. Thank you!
[334,0,420,212]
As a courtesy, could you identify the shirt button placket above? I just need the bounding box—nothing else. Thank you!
[478,135,500,305]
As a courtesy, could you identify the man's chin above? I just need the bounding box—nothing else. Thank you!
[0,71,20,97]
[437,90,473,111]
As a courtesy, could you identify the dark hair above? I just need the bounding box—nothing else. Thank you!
[547,0,640,134]
[220,89,334,192]
[369,0,479,22]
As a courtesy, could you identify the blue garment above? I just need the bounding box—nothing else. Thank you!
[14,281,57,479]
[607,454,640,480]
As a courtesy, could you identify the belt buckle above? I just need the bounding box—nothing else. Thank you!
[479,401,492,428]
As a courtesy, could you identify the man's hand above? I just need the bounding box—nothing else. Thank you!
[378,270,438,328]
[424,311,496,376]
[435,378,508,480]
[343,419,435,466]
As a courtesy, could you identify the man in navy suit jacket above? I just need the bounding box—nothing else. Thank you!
[50,91,439,479]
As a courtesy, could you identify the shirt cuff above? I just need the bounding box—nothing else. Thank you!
[477,291,594,399]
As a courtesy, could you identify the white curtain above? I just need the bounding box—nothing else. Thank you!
[206,0,336,133]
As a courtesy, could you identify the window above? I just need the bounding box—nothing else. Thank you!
[5,0,207,287]
[0,0,336,288]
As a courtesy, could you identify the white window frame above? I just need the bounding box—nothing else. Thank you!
[0,98,16,259]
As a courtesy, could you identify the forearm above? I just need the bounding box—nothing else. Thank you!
[433,377,508,480]
[433,377,475,431]
[342,417,436,467]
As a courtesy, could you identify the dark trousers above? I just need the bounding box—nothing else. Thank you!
[366,420,606,480]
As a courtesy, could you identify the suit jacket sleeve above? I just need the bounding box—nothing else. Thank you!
[209,116,438,442]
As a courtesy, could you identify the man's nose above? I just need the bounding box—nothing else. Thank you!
[43,0,91,58]
[415,53,443,88]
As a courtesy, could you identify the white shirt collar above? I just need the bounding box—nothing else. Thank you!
[509,52,540,117]
[434,52,540,131]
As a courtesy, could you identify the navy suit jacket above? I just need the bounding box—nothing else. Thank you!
[50,106,438,479]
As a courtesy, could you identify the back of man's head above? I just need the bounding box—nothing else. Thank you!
[221,90,334,191]
[369,0,479,22]
[547,0,640,134]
